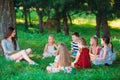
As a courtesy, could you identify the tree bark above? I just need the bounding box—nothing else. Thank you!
[96,13,110,37]
[96,14,101,38]
[36,8,44,33]
[63,15,69,35]
[28,10,32,27]
[55,17,61,33]
[101,16,110,37]
[0,0,16,40]
[23,7,28,30]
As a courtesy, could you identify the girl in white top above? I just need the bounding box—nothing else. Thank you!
[43,35,57,58]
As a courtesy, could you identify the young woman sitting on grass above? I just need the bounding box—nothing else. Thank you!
[46,43,72,73]
[1,27,38,65]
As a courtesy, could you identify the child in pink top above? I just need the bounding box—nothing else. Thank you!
[89,36,101,58]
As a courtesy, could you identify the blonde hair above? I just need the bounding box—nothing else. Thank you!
[78,38,87,46]
[91,36,98,45]
[56,43,71,66]
[48,35,55,44]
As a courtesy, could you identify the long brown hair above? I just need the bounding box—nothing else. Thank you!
[56,43,71,66]
[4,27,17,50]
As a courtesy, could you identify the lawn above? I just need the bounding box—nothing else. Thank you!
[0,11,120,80]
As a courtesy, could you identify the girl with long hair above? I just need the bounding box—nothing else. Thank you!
[46,43,72,73]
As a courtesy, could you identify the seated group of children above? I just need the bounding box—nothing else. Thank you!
[44,32,116,73]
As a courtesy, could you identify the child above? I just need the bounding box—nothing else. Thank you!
[71,32,79,57]
[92,36,114,65]
[108,42,116,61]
[89,36,101,58]
[72,38,91,69]
[46,43,72,73]
[43,35,57,58]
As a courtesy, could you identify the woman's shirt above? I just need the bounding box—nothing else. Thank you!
[1,39,20,56]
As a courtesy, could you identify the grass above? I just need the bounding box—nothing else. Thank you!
[0,10,120,80]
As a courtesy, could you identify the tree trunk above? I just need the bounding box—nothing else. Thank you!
[63,15,69,35]
[36,8,44,33]
[28,10,32,27]
[101,16,110,37]
[67,13,72,25]
[0,0,15,53]
[0,0,16,40]
[55,17,61,33]
[96,14,101,38]
[23,7,28,30]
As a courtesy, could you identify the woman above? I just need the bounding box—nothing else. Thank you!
[1,27,37,65]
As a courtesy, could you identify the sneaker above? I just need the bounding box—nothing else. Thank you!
[29,62,39,65]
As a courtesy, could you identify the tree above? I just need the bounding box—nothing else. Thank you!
[15,0,31,30]
[0,0,16,40]
[113,0,120,18]
[31,0,50,33]
[87,0,113,37]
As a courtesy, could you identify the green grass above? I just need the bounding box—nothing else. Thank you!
[0,23,120,80]
[0,10,120,80]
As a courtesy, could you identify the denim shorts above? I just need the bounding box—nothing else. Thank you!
[72,51,77,56]
[5,55,12,60]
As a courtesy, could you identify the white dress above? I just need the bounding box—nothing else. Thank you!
[43,45,56,57]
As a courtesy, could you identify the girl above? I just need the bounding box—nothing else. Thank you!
[46,43,72,73]
[89,36,101,58]
[43,35,57,58]
[108,42,116,61]
[1,27,37,65]
[72,38,91,69]
[91,36,114,65]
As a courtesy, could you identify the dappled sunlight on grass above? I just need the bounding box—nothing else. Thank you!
[72,18,96,26]
[109,19,120,29]
[29,54,42,59]
[16,19,24,23]
[16,19,39,24]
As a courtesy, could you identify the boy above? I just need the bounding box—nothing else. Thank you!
[71,32,79,58]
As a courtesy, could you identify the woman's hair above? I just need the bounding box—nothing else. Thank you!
[91,36,98,45]
[56,43,71,66]
[79,37,87,46]
[101,36,110,45]
[4,27,17,50]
